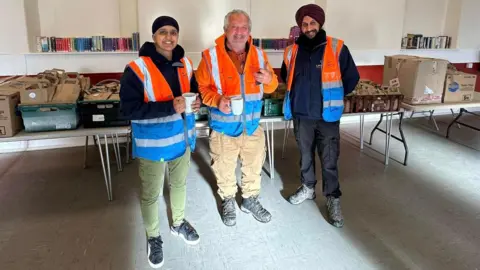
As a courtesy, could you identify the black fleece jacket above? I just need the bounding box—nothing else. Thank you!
[119,42,198,120]
[280,29,360,120]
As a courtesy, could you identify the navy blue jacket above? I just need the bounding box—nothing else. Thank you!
[119,42,198,120]
[280,30,360,120]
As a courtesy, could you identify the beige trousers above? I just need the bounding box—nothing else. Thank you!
[210,126,266,199]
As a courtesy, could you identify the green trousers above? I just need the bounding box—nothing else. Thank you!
[138,148,191,238]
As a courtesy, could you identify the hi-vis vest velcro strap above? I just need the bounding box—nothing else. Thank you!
[205,46,266,95]
[129,56,193,102]
[131,114,182,124]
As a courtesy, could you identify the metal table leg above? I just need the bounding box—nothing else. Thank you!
[429,110,439,131]
[95,135,112,201]
[368,114,384,145]
[282,120,291,159]
[398,112,409,166]
[126,133,131,164]
[360,115,365,150]
[84,136,89,169]
[450,109,461,129]
[111,134,121,172]
[265,123,273,179]
[384,113,393,165]
[270,122,275,180]
[104,135,113,201]
[115,134,123,171]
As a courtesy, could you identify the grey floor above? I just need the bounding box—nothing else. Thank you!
[0,114,479,270]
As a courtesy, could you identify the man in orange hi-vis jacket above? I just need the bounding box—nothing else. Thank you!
[281,4,360,228]
[196,9,279,227]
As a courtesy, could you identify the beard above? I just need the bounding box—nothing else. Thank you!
[305,29,318,39]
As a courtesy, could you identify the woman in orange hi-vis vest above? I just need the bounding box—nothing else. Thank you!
[120,16,201,269]
[281,4,360,228]
[196,10,279,227]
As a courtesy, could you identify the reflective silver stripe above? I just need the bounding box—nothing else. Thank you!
[324,100,344,108]
[210,112,261,123]
[331,38,338,57]
[131,114,182,124]
[135,129,195,148]
[208,47,223,95]
[255,47,265,95]
[323,81,343,89]
[183,57,193,80]
[134,58,156,102]
[244,93,263,101]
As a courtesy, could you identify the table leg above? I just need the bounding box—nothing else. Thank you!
[84,136,89,169]
[115,134,123,171]
[384,113,393,165]
[369,114,384,145]
[265,122,273,179]
[429,110,439,131]
[95,135,111,201]
[398,112,409,166]
[126,134,131,164]
[111,134,121,172]
[450,109,461,129]
[360,115,365,150]
[104,135,113,201]
[282,121,290,159]
[447,108,465,139]
[271,122,275,180]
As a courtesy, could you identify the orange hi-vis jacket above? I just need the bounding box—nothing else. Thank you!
[283,36,345,122]
[196,34,278,137]
[128,56,196,162]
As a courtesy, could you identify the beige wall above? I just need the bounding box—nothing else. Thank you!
[324,0,406,49]
[0,0,29,53]
[457,0,480,49]
[403,0,448,36]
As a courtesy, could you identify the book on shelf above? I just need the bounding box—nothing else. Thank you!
[401,34,452,50]
[35,32,140,53]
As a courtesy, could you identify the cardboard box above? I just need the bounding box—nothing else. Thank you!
[0,90,22,137]
[443,71,477,103]
[383,55,448,104]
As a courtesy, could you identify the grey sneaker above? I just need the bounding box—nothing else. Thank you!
[147,236,164,269]
[170,220,200,245]
[326,196,344,228]
[222,197,237,226]
[288,185,316,205]
[240,196,272,223]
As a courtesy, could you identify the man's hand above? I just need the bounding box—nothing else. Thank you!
[218,96,231,114]
[173,96,186,114]
[254,68,273,84]
[191,94,201,113]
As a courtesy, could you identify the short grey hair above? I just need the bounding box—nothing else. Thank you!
[223,9,252,31]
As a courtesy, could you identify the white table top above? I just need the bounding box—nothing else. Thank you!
[401,92,480,111]
[0,126,131,143]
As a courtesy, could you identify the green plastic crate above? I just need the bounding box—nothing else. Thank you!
[19,103,80,132]
[263,99,283,117]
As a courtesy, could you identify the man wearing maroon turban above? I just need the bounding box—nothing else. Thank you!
[281,4,360,228]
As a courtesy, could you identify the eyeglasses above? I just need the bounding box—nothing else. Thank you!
[157,29,178,37]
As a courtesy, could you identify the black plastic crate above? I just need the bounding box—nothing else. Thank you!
[79,100,129,128]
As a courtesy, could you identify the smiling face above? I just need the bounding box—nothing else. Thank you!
[224,13,250,49]
[301,16,321,39]
[152,25,178,52]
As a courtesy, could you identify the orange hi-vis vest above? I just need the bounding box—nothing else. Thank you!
[127,56,196,162]
[201,34,266,137]
[283,36,345,122]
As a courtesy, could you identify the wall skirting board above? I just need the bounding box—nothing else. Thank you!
[1,108,477,154]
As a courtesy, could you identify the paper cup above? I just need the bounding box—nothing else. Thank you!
[231,96,244,116]
[183,93,196,113]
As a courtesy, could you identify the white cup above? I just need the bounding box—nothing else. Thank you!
[231,96,244,116]
[183,93,197,113]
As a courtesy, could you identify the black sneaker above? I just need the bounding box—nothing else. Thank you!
[222,197,236,226]
[147,236,164,269]
[288,185,316,205]
[240,196,272,223]
[326,196,344,228]
[170,220,200,245]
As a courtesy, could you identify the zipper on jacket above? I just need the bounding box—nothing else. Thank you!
[240,74,247,133]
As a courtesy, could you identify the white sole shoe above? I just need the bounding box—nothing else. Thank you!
[147,245,164,269]
[170,229,200,246]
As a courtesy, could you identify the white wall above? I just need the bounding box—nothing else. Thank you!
[457,0,480,49]
[137,0,249,54]
[119,0,138,36]
[250,0,313,38]
[324,0,406,50]
[37,0,121,37]
[0,0,29,53]
[443,0,462,49]
[403,0,448,36]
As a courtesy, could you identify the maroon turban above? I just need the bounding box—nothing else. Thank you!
[295,4,325,27]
